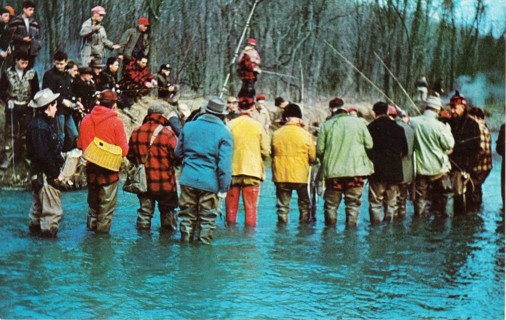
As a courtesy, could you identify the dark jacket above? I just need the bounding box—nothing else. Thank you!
[0,21,13,52]
[8,14,41,56]
[449,113,481,172]
[42,67,73,116]
[97,69,117,91]
[26,111,64,180]
[127,113,179,195]
[367,116,408,182]
[72,77,96,113]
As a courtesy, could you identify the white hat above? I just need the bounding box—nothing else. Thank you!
[425,96,442,111]
[30,89,60,108]
[178,103,191,119]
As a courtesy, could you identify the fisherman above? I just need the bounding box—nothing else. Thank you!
[174,96,232,244]
[157,63,180,105]
[226,96,270,227]
[468,107,492,207]
[252,93,271,134]
[119,56,157,109]
[26,88,64,237]
[447,91,481,211]
[0,50,39,170]
[410,96,455,217]
[390,106,415,219]
[367,102,407,223]
[97,57,119,91]
[127,101,179,232]
[71,66,95,115]
[77,90,129,233]
[237,38,261,98]
[89,58,105,90]
[271,103,316,223]
[79,5,120,67]
[316,97,374,227]
[118,17,150,72]
[225,96,240,122]
[42,51,79,151]
[271,96,288,129]
[415,76,429,103]
[8,1,41,68]
[166,103,190,137]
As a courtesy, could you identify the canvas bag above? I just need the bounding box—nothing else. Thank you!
[123,125,163,194]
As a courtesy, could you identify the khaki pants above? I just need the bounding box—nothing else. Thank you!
[179,185,219,244]
[323,186,363,227]
[29,183,63,237]
[275,183,310,223]
[368,180,399,223]
[87,181,118,233]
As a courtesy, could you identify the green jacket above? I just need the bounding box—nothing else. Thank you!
[316,113,374,178]
[118,28,150,60]
[410,110,455,176]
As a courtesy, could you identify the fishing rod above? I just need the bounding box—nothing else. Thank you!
[262,69,297,79]
[373,52,420,115]
[324,40,397,106]
[219,0,261,98]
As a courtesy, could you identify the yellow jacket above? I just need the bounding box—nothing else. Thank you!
[271,121,316,183]
[228,115,270,179]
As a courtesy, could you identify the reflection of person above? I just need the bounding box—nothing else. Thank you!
[79,6,120,67]
[497,124,505,208]
[26,88,64,237]
[77,90,129,233]
[271,103,316,223]
[127,102,179,232]
[175,97,233,244]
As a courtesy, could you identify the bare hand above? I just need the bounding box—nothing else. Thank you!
[62,99,72,108]
[0,51,7,58]
[23,37,32,43]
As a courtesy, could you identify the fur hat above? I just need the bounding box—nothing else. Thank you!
[283,103,302,119]
[425,96,442,111]
[30,89,60,108]
[205,96,228,115]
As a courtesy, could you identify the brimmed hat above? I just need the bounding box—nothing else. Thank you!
[99,90,118,102]
[30,89,60,108]
[78,67,93,75]
[89,58,105,68]
[425,96,442,110]
[205,96,228,115]
[138,17,150,26]
[283,103,302,119]
[91,6,106,15]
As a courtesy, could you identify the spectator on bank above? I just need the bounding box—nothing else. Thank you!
[8,1,41,68]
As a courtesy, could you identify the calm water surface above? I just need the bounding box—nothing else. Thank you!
[0,152,504,318]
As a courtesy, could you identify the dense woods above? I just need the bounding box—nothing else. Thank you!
[2,0,505,115]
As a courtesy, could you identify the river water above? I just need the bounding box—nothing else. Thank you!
[0,145,504,318]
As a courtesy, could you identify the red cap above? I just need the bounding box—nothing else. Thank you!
[256,94,266,101]
[247,38,256,45]
[388,105,397,116]
[138,17,150,26]
[99,90,118,102]
[91,6,106,15]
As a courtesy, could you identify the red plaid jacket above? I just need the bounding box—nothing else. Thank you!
[127,113,179,194]
[119,59,154,98]
[238,53,257,81]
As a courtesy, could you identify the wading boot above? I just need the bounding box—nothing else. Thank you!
[160,210,177,233]
[243,186,260,227]
[225,186,241,225]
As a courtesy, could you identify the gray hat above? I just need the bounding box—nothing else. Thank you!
[30,89,60,108]
[147,101,170,115]
[205,96,228,115]
[89,58,105,68]
[425,96,442,110]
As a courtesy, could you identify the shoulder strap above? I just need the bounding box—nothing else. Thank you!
[142,125,163,164]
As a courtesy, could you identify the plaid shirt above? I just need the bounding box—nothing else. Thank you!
[87,162,119,186]
[119,59,154,98]
[238,53,257,81]
[127,113,179,194]
[473,119,492,173]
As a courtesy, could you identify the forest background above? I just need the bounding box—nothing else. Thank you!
[1,0,505,128]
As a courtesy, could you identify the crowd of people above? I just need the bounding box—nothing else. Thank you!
[0,2,504,244]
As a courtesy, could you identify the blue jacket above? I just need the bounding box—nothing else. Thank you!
[175,113,233,193]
